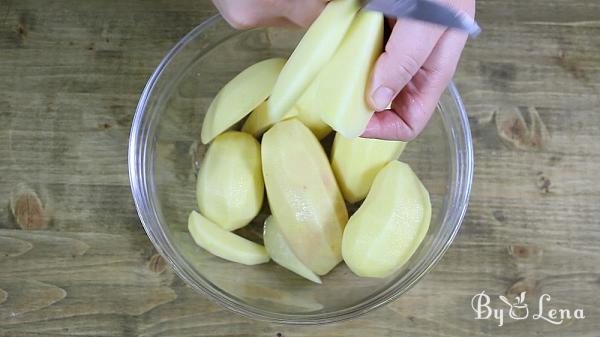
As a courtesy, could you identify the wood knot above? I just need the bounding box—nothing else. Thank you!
[479,62,516,90]
[9,183,48,230]
[556,50,587,82]
[16,24,27,38]
[496,106,549,151]
[508,245,541,259]
[148,253,167,274]
[548,155,563,166]
[536,172,552,194]
[15,14,28,45]
[511,245,531,258]
[506,278,537,299]
[492,210,506,222]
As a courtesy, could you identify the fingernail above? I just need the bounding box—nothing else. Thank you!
[371,86,395,111]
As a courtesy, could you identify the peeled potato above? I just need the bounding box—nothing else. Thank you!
[342,161,431,278]
[262,119,348,275]
[318,10,384,138]
[197,131,263,231]
[264,216,322,284]
[188,211,269,265]
[201,58,286,144]
[242,101,298,138]
[295,79,333,140]
[331,133,406,203]
[267,0,360,121]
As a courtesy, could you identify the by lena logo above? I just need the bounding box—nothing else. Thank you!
[471,291,585,327]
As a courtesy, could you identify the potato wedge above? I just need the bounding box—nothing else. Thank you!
[331,133,406,203]
[295,78,333,140]
[342,161,431,278]
[267,0,360,120]
[318,10,384,138]
[201,58,286,144]
[197,131,263,231]
[264,216,322,284]
[188,211,269,265]
[242,101,298,138]
[262,119,348,275]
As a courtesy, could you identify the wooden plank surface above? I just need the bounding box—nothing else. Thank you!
[1,0,599,336]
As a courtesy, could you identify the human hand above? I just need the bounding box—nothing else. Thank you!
[363,0,475,140]
[212,0,475,141]
[211,0,329,28]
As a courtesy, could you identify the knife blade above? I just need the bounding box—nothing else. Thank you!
[363,0,481,37]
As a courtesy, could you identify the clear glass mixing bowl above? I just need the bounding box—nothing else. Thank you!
[129,15,473,324]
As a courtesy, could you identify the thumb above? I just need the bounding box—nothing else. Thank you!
[368,19,445,111]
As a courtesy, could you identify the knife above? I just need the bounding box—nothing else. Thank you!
[362,0,481,38]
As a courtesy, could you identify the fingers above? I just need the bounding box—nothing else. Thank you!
[362,109,412,140]
[213,0,327,29]
[367,18,446,111]
[283,0,329,27]
[213,0,291,28]
[362,29,468,140]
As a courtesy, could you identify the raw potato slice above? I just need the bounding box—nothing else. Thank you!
[188,211,269,265]
[242,101,298,138]
[295,79,333,140]
[331,133,406,203]
[197,131,264,231]
[262,119,348,275]
[342,161,431,278]
[201,58,286,144]
[318,10,384,138]
[264,216,322,284]
[267,0,360,120]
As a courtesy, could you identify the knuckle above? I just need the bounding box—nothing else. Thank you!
[223,11,260,29]
[391,54,421,86]
[429,66,454,86]
[430,61,457,86]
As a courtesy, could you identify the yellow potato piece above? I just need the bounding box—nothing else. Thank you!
[318,10,384,138]
[197,131,264,231]
[188,211,269,265]
[201,58,286,144]
[331,133,406,203]
[342,161,431,278]
[267,0,360,121]
[262,119,348,275]
[295,79,333,140]
[263,216,322,284]
[242,101,298,138]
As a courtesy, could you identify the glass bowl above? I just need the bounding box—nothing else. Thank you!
[129,15,473,324]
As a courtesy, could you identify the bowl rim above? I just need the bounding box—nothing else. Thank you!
[129,14,474,325]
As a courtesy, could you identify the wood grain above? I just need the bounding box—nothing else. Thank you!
[1,0,599,336]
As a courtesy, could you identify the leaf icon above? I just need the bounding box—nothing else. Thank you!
[516,292,526,304]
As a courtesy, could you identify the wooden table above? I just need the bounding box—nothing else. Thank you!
[1,0,599,336]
